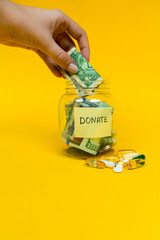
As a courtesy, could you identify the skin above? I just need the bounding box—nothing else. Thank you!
[0,0,90,77]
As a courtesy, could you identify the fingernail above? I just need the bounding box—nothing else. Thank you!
[67,63,78,74]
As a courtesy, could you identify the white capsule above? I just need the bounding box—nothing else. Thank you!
[113,166,123,173]
[123,159,130,163]
[123,153,139,160]
[101,160,115,168]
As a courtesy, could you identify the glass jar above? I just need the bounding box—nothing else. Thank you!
[59,85,116,159]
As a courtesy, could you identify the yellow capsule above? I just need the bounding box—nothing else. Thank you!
[123,159,145,170]
[85,158,105,169]
[117,149,136,158]
[99,155,120,163]
[97,161,106,169]
[85,158,97,168]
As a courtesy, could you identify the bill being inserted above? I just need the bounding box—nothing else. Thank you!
[56,47,103,91]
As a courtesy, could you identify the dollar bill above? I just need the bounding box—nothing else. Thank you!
[62,99,80,144]
[69,138,100,155]
[100,137,116,147]
[56,47,103,89]
[65,101,74,122]
[99,101,114,113]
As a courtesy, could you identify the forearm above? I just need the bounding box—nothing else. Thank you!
[0,0,10,11]
[0,0,21,44]
[0,0,11,43]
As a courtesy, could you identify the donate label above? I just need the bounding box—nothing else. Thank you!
[74,107,112,138]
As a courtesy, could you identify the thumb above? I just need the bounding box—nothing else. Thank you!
[43,37,78,74]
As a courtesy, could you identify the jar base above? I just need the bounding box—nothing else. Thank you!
[63,145,114,160]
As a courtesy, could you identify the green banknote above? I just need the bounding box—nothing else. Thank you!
[69,138,100,155]
[56,47,103,89]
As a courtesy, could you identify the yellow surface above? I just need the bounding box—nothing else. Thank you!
[0,0,160,239]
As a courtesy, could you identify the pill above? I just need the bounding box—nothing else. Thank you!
[123,159,145,170]
[97,161,106,169]
[85,158,105,169]
[123,153,139,160]
[117,149,136,158]
[85,159,97,168]
[100,160,116,168]
[113,166,123,173]
[99,155,120,162]
[133,154,145,160]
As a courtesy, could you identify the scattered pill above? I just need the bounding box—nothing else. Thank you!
[123,153,139,160]
[133,154,145,160]
[99,156,120,162]
[100,160,116,168]
[97,161,106,169]
[117,149,136,158]
[85,149,146,173]
[85,158,106,169]
[113,166,123,173]
[85,159,98,168]
[123,159,145,170]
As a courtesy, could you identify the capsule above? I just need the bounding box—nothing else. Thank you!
[113,163,123,173]
[123,159,145,170]
[100,155,120,163]
[117,149,136,158]
[101,160,116,168]
[85,158,106,169]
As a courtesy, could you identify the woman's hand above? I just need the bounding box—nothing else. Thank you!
[0,0,90,77]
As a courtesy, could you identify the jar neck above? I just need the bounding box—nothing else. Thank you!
[65,80,110,95]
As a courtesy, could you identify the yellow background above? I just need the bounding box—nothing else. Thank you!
[0,0,160,239]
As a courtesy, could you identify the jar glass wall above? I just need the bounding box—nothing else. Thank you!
[59,85,116,159]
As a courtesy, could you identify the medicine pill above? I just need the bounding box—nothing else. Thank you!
[117,149,136,158]
[113,166,123,173]
[100,156,120,162]
[123,159,145,170]
[123,153,139,160]
[100,160,116,168]
[85,158,106,169]
[85,159,98,168]
[97,161,106,169]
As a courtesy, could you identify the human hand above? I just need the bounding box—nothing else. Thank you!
[0,0,90,77]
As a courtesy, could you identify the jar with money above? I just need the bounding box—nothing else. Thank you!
[59,84,116,158]
[57,47,116,158]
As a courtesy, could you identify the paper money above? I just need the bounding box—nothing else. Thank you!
[65,101,73,122]
[100,137,116,147]
[69,138,100,155]
[56,47,103,90]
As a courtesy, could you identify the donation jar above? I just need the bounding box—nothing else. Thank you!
[59,85,116,159]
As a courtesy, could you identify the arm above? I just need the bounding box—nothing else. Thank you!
[0,0,90,76]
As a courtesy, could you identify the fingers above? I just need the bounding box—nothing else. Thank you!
[65,17,90,61]
[43,35,78,74]
[56,32,75,52]
[36,50,62,77]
